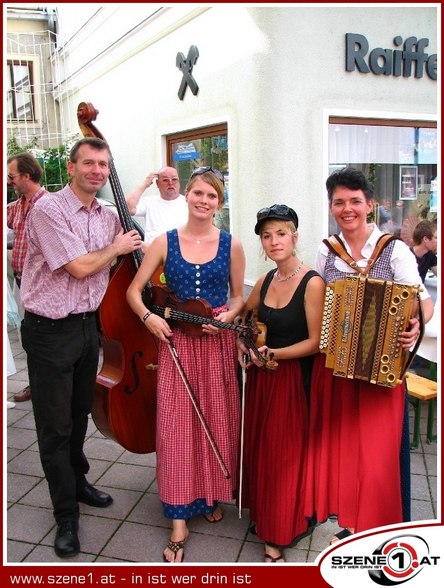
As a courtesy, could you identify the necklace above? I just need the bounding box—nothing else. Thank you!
[274,261,303,282]
[185,232,208,245]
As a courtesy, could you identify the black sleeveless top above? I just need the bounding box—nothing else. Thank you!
[258,269,321,393]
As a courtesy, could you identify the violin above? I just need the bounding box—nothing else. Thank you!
[149,285,258,339]
[238,311,278,371]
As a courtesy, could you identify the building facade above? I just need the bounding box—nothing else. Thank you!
[6,6,59,148]
[6,4,438,283]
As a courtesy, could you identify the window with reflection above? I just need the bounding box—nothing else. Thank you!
[7,60,35,121]
[167,124,229,231]
[328,120,437,247]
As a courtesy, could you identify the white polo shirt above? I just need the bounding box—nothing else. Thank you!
[135,194,188,244]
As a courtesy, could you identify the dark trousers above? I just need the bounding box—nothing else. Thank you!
[400,386,411,522]
[21,311,99,524]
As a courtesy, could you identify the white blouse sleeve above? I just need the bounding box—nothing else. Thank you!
[391,240,430,300]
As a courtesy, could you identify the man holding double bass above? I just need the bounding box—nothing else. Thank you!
[20,137,143,558]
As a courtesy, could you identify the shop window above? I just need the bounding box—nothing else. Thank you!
[7,60,35,121]
[328,118,437,247]
[166,124,229,231]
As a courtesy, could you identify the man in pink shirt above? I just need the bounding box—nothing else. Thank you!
[20,137,143,558]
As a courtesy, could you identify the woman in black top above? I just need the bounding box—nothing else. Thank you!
[238,205,325,562]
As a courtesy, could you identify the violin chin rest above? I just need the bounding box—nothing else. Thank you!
[141,288,153,307]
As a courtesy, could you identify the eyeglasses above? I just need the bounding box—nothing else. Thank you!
[159,177,179,184]
[191,166,225,184]
[7,173,22,181]
[256,204,291,221]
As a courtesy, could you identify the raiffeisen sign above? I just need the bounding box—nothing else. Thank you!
[345,33,437,80]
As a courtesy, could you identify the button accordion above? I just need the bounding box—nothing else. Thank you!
[319,274,422,387]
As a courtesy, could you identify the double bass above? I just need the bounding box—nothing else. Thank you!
[77,102,158,454]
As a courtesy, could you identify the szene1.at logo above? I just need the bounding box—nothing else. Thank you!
[332,534,440,585]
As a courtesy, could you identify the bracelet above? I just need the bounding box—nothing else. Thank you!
[142,311,152,323]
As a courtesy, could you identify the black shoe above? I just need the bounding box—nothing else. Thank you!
[77,483,113,508]
[54,521,80,558]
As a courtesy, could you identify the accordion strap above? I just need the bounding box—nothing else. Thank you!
[401,295,425,381]
[323,233,396,275]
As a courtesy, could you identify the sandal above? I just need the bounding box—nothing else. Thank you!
[330,528,353,545]
[163,537,187,563]
[264,551,285,563]
[203,506,223,524]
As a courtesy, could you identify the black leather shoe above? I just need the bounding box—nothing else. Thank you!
[77,483,113,508]
[54,521,80,558]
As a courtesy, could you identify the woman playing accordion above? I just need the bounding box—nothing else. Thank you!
[304,167,434,545]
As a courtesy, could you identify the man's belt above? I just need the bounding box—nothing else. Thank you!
[24,310,96,323]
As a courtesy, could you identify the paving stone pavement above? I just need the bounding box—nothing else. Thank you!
[5,325,438,564]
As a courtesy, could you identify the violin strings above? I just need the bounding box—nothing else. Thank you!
[151,305,252,334]
[150,301,276,369]
[108,162,143,268]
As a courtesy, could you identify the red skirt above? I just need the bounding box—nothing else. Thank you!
[241,359,309,546]
[304,354,404,533]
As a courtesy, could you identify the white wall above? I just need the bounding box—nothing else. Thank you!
[53,4,438,282]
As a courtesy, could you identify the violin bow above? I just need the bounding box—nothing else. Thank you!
[166,340,230,480]
[238,349,248,518]
[237,310,255,519]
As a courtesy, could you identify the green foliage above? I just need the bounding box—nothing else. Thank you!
[367,163,380,223]
[368,163,380,195]
[39,145,70,192]
[7,135,39,155]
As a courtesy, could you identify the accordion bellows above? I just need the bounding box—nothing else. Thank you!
[320,274,422,387]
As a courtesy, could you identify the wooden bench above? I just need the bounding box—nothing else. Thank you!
[406,372,438,449]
